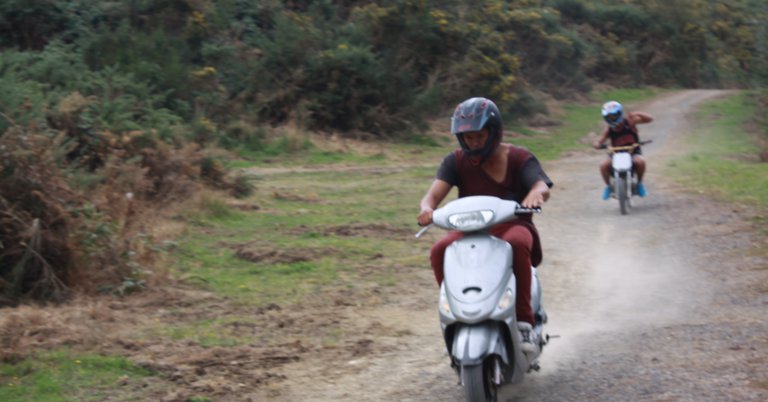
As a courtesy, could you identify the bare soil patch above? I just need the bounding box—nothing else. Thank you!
[232,242,327,264]
[286,223,413,239]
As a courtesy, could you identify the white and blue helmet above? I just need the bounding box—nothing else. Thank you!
[601,101,624,128]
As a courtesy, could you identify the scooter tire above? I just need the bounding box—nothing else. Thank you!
[462,363,497,402]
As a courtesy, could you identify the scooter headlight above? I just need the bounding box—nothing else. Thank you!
[497,288,514,311]
[447,210,494,231]
[439,288,452,315]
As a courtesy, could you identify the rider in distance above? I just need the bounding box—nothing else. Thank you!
[592,100,654,199]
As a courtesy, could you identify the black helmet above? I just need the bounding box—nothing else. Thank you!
[450,97,503,164]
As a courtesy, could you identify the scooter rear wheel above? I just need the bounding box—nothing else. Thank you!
[462,362,497,402]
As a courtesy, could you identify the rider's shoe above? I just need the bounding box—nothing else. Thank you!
[637,182,647,197]
[518,322,539,354]
[601,185,612,200]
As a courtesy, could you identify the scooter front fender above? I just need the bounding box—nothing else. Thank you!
[451,321,509,366]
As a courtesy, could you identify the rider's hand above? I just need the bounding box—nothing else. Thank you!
[522,181,550,209]
[522,193,545,209]
[417,208,433,227]
[592,141,602,150]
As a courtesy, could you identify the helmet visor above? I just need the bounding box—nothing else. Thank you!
[604,111,622,125]
[451,112,487,135]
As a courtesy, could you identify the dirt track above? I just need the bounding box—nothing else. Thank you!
[251,90,768,401]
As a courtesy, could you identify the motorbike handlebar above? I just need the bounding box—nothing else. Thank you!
[597,139,652,152]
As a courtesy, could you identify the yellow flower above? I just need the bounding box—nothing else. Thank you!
[192,66,217,78]
[192,11,207,28]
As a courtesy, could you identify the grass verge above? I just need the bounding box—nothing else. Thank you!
[0,349,153,402]
[172,166,433,308]
[666,91,768,209]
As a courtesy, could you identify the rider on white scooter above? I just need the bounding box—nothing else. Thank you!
[417,97,553,353]
[592,100,654,199]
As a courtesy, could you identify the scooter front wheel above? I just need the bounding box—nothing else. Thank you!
[462,362,497,402]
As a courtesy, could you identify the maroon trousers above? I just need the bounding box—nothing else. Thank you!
[430,222,535,325]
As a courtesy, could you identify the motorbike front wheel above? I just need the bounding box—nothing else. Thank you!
[462,362,497,402]
[617,176,629,215]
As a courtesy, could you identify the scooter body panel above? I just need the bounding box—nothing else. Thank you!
[424,196,549,395]
[443,235,511,322]
[441,237,545,386]
[451,321,509,366]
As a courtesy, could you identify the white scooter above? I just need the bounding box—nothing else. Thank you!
[600,140,652,215]
[416,196,550,402]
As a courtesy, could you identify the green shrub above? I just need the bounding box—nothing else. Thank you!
[305,44,385,131]
[81,22,192,111]
[219,120,266,151]
[231,173,256,199]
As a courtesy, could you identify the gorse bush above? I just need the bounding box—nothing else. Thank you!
[82,23,193,111]
[548,0,764,88]
[306,44,385,131]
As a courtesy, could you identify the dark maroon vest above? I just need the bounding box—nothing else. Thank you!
[609,121,640,147]
[452,146,543,266]
[453,146,532,202]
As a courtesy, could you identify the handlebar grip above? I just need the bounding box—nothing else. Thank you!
[415,224,432,238]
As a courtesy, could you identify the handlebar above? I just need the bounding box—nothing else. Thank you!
[597,140,652,152]
[414,207,541,238]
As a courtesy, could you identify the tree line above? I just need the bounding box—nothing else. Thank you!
[1,0,766,140]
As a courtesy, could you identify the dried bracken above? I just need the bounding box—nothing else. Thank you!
[0,128,80,305]
[0,112,232,305]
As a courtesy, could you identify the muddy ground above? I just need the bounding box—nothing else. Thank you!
[2,90,767,402]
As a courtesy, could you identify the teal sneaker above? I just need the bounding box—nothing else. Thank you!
[602,185,612,200]
[637,182,647,197]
